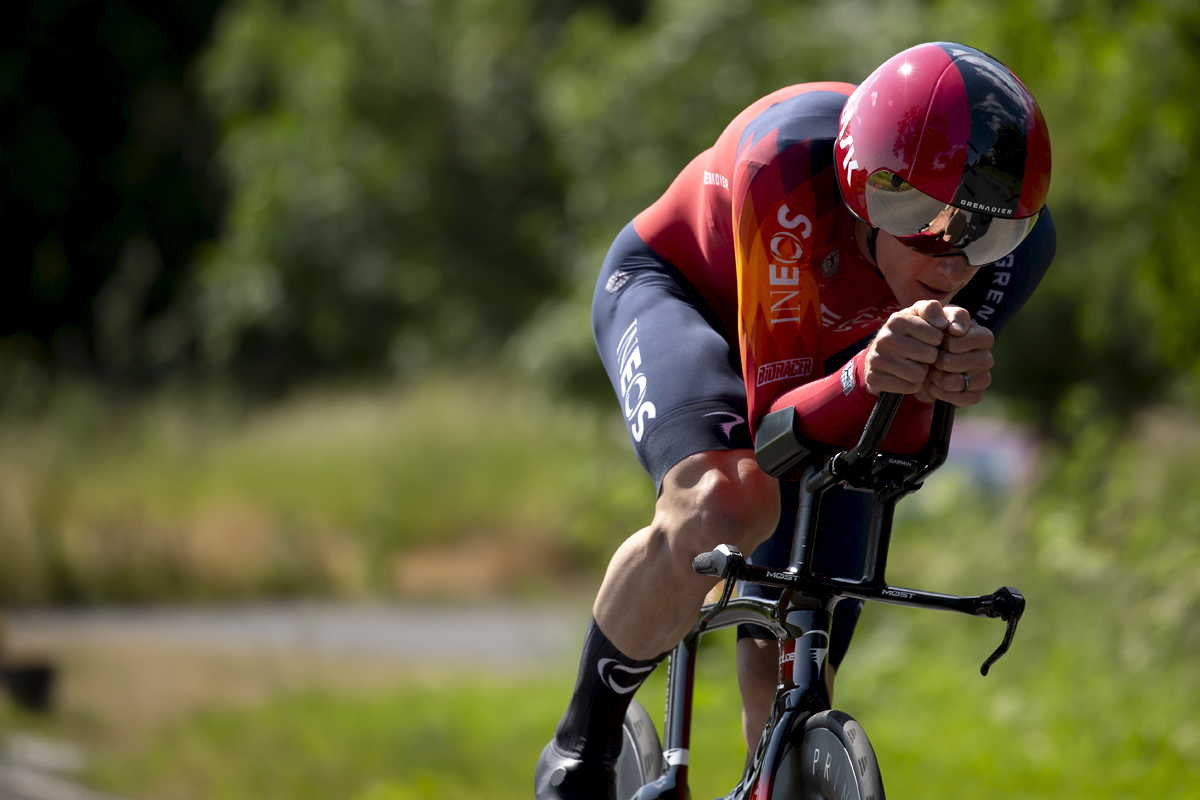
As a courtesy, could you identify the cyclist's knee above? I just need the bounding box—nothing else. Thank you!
[656,449,780,559]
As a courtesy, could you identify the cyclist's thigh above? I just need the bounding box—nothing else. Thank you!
[593,222,750,494]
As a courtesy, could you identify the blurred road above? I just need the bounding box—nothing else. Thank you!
[4,602,586,668]
[1,602,588,800]
[0,764,124,800]
[1,732,123,800]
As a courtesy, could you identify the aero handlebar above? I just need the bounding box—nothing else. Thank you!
[695,391,1025,675]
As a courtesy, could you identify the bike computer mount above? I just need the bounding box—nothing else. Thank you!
[694,392,1025,675]
[754,391,954,498]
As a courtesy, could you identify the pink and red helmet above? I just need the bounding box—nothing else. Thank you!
[835,42,1051,266]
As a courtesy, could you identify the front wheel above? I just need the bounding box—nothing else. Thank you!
[615,698,665,799]
[773,710,884,800]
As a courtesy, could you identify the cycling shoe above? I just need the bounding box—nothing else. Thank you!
[535,742,616,800]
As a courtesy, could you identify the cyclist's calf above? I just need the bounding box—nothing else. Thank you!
[593,449,779,661]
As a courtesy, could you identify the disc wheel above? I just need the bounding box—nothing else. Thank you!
[773,709,884,800]
[614,698,665,798]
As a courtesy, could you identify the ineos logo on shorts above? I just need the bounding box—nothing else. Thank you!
[616,320,656,442]
[597,658,655,695]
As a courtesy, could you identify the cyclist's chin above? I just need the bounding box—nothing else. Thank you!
[897,280,958,307]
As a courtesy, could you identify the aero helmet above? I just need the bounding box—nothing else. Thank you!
[835,42,1051,266]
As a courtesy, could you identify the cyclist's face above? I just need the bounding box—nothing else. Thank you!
[872,229,980,308]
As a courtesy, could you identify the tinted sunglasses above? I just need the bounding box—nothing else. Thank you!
[864,170,1040,266]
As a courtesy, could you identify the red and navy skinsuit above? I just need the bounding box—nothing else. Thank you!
[592,83,1054,652]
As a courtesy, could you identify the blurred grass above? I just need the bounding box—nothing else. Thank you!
[35,404,1199,799]
[83,673,579,800]
[4,381,1200,797]
[0,376,654,603]
[71,522,1200,800]
[66,632,749,800]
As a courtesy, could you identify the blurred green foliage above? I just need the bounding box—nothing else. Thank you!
[0,376,652,604]
[6,0,1200,423]
[196,0,574,389]
[81,673,579,800]
[52,419,1200,797]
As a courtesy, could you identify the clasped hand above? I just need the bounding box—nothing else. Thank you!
[863,300,993,407]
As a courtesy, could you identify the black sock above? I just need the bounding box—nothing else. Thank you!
[553,617,666,764]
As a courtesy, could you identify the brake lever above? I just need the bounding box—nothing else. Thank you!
[692,544,744,634]
[979,586,1025,676]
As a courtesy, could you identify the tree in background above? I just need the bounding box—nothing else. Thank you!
[1,0,641,396]
[4,0,1200,428]
[1,0,223,392]
[197,0,574,391]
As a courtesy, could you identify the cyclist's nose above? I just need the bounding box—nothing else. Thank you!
[935,255,973,285]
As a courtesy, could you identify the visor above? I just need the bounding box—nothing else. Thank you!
[864,170,1040,266]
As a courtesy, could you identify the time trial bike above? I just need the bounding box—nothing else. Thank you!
[610,392,1026,800]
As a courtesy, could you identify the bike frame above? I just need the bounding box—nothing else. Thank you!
[632,395,1025,800]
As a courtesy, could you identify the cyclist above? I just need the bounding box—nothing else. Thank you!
[537,42,1054,800]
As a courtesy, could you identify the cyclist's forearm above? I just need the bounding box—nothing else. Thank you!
[768,349,935,455]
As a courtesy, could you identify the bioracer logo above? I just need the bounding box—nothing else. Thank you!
[756,358,813,387]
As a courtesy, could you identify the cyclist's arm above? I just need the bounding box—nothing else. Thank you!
[770,347,936,454]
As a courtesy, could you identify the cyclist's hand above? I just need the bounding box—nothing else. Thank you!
[924,306,993,407]
[864,300,948,397]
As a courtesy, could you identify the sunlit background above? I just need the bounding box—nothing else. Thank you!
[2,0,1199,797]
